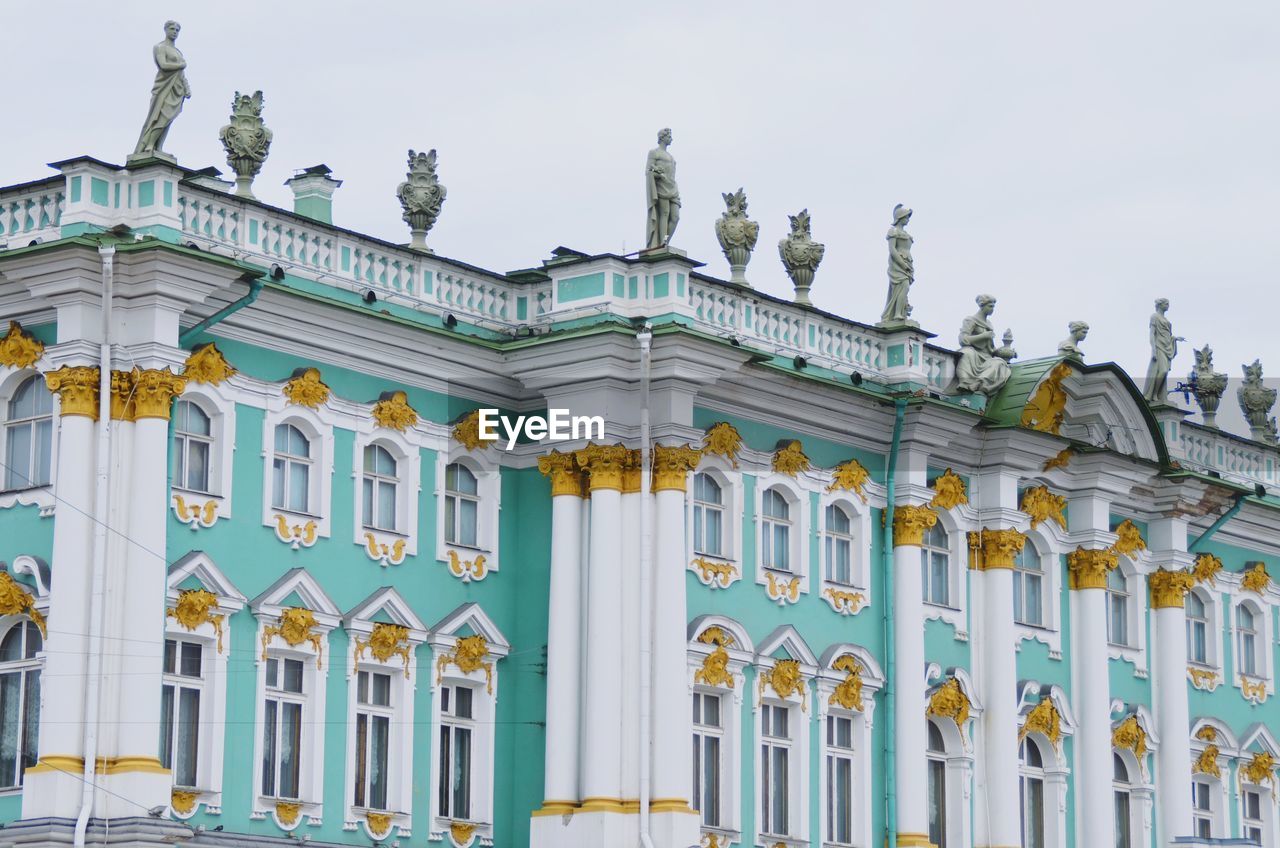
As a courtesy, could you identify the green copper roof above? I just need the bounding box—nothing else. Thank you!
[983,356,1071,427]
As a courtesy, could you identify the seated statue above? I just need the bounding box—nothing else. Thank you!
[955,294,1013,396]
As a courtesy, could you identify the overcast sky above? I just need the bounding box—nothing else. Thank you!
[6,2,1278,421]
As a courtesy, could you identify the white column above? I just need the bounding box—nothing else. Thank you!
[893,505,935,848]
[1151,571,1194,846]
[536,452,583,813]
[619,456,641,805]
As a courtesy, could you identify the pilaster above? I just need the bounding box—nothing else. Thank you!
[892,503,935,846]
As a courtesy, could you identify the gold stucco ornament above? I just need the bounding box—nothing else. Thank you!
[44,365,100,419]
[1067,547,1118,590]
[1241,562,1272,595]
[827,458,870,502]
[1240,675,1268,704]
[574,443,629,491]
[823,587,866,615]
[282,367,330,408]
[449,821,477,847]
[173,494,219,529]
[1193,744,1222,778]
[1192,553,1223,586]
[1187,668,1219,691]
[892,504,938,547]
[0,572,46,638]
[538,451,580,497]
[1020,486,1067,530]
[929,469,968,511]
[170,788,199,815]
[771,440,810,476]
[452,409,486,451]
[371,390,418,431]
[702,422,743,468]
[694,627,735,689]
[977,528,1027,570]
[1018,698,1062,749]
[1020,361,1073,434]
[1112,715,1148,759]
[1042,446,1073,471]
[759,658,806,703]
[1243,751,1277,786]
[167,588,225,653]
[764,571,801,604]
[275,800,302,827]
[365,811,393,837]
[0,322,44,369]
[1110,519,1147,558]
[652,444,701,492]
[261,607,324,667]
[446,550,487,582]
[364,533,407,567]
[690,557,737,589]
[828,654,864,712]
[437,634,494,695]
[129,368,188,420]
[1148,569,1196,609]
[273,514,318,548]
[927,678,970,735]
[355,623,413,678]
[182,343,236,386]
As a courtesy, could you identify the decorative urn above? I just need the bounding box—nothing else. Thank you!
[777,209,825,306]
[1237,359,1278,443]
[1189,345,1228,428]
[714,188,759,285]
[397,149,447,252]
[218,91,272,199]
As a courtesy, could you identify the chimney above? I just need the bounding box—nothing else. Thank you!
[284,165,341,224]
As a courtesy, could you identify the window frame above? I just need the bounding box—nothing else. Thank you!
[261,408,334,546]
[0,370,58,513]
[687,616,751,846]
[815,645,884,848]
[1105,556,1150,674]
[685,461,745,587]
[171,398,214,495]
[753,476,810,604]
[170,386,236,527]
[920,522,953,608]
[435,449,502,573]
[816,492,873,616]
[0,619,43,791]
[2,374,54,493]
[752,629,817,846]
[160,637,206,790]
[1110,739,1155,848]
[1230,591,1275,703]
[352,430,421,565]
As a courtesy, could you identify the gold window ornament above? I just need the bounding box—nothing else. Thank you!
[451,409,486,451]
[354,622,413,678]
[826,457,870,502]
[371,390,418,431]
[1241,562,1272,595]
[1112,715,1148,759]
[436,634,493,695]
[282,367,330,408]
[0,572,46,638]
[702,421,742,468]
[167,588,225,653]
[929,469,968,511]
[828,654,864,712]
[261,607,324,667]
[927,678,971,737]
[693,626,735,689]
[1192,553,1223,586]
[771,440,810,476]
[1110,519,1147,558]
[182,343,237,386]
[0,321,44,369]
[1018,698,1063,749]
[1020,486,1067,530]
[758,658,806,704]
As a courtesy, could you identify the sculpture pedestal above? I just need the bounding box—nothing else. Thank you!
[125,151,177,167]
[638,244,688,259]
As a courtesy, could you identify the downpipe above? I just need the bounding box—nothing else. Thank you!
[883,397,907,848]
[636,324,656,848]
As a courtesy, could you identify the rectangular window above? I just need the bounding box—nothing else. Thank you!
[927,757,947,847]
[921,550,950,606]
[1240,631,1257,677]
[1108,593,1129,647]
[1013,568,1044,626]
[445,494,479,547]
[691,692,722,827]
[1187,619,1207,665]
[1191,781,1213,838]
[1243,788,1263,843]
[826,535,852,585]
[762,521,790,571]
[160,639,203,788]
[438,685,473,820]
[760,703,790,837]
[1020,774,1044,848]
[262,657,304,799]
[826,714,854,844]
[0,663,40,788]
[694,501,724,557]
[1114,791,1132,848]
[354,670,392,810]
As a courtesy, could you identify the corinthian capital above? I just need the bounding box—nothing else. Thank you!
[978,528,1028,570]
[573,443,629,492]
[892,505,938,548]
[538,450,581,498]
[44,366,100,419]
[1148,568,1196,609]
[1067,547,1119,590]
[652,444,701,492]
[131,368,189,420]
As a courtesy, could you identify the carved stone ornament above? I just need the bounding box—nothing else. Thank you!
[892,505,938,547]
[694,626,735,689]
[436,634,493,695]
[218,90,273,198]
[131,368,188,420]
[1020,362,1072,435]
[273,514,318,549]
[1238,359,1279,444]
[772,440,811,476]
[167,588,225,653]
[282,367,330,408]
[1241,562,1272,595]
[171,788,199,816]
[929,469,968,511]
[575,443,628,491]
[690,556,738,590]
[449,821,477,847]
[446,550,487,582]
[0,572,46,638]
[1243,751,1277,786]
[828,654,864,712]
[1067,547,1118,590]
[371,390,418,432]
[1110,519,1147,558]
[778,209,825,306]
[1148,569,1195,609]
[976,528,1027,571]
[397,149,447,252]
[652,444,701,492]
[1112,715,1148,759]
[702,422,743,468]
[365,812,393,838]
[1042,447,1073,472]
[1020,486,1067,530]
[827,458,870,502]
[1057,321,1089,361]
[1193,744,1222,778]
[880,204,915,326]
[354,623,413,677]
[759,658,806,704]
[44,365,100,419]
[275,800,302,827]
[764,571,801,605]
[927,678,970,736]
[451,410,486,452]
[261,607,324,668]
[182,343,237,386]
[131,20,190,161]
[0,322,44,369]
[1189,345,1228,428]
[715,187,759,285]
[1192,553,1223,586]
[1019,698,1063,749]
[538,451,581,497]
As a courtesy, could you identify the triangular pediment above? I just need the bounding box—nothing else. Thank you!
[343,586,428,637]
[755,624,817,668]
[429,602,509,655]
[250,567,341,621]
[167,551,247,607]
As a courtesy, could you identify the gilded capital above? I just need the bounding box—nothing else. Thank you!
[110,369,135,420]
[978,528,1027,570]
[1067,546,1118,590]
[537,450,581,498]
[131,368,188,420]
[652,443,701,492]
[574,443,629,492]
[44,365,100,419]
[1148,568,1196,609]
[893,504,938,547]
[622,448,643,494]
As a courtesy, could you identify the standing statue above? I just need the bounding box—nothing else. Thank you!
[955,295,1015,396]
[880,204,915,326]
[1237,360,1278,443]
[778,210,825,306]
[1142,298,1184,403]
[397,149,447,252]
[1188,345,1228,428]
[645,128,681,249]
[714,188,759,285]
[1058,321,1089,360]
[218,91,272,199]
[132,21,191,161]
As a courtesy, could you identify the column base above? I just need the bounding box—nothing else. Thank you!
[529,807,698,848]
[22,758,172,819]
[897,833,938,848]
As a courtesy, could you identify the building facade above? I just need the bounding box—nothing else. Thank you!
[0,143,1278,848]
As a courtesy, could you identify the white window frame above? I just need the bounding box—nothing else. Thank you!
[924,672,978,848]
[0,616,43,792]
[170,384,236,526]
[261,407,334,546]
[685,461,745,588]
[1230,592,1275,702]
[351,428,421,565]
[752,626,817,847]
[161,637,207,789]
[922,510,970,638]
[1238,781,1274,846]
[1014,688,1075,848]
[0,369,58,514]
[1106,556,1149,675]
[1111,719,1156,848]
[815,645,883,848]
[434,448,501,573]
[1185,586,1222,677]
[1012,522,1065,658]
[753,475,811,604]
[1190,776,1220,840]
[817,491,872,615]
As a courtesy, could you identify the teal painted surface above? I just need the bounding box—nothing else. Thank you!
[677,272,685,296]
[114,183,121,209]
[0,504,53,566]
[628,276,638,298]
[164,180,173,207]
[516,297,528,320]
[69,175,82,202]
[887,344,905,368]
[691,407,886,476]
[90,177,109,207]
[294,196,333,224]
[557,272,605,302]
[138,179,156,207]
[250,219,260,246]
[422,269,433,295]
[612,273,625,297]
[652,272,669,298]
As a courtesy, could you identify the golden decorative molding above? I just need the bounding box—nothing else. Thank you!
[694,627,735,689]
[0,322,44,369]
[173,494,219,529]
[109,369,135,420]
[538,451,581,497]
[275,800,302,827]
[437,634,494,695]
[1112,715,1148,759]
[652,444,702,492]
[1241,562,1272,595]
[364,532,407,567]
[966,531,983,570]
[1193,744,1222,778]
[170,788,199,815]
[1020,361,1072,434]
[282,367,330,408]
[828,654,864,712]
[261,607,324,668]
[976,528,1027,570]
[273,514,318,548]
[1019,698,1063,748]
[927,678,970,735]
[823,587,866,615]
[1110,519,1147,558]
[929,469,968,511]
[371,390,418,431]
[1196,726,1219,743]
[1067,547,1118,590]
[365,811,393,837]
[44,365,100,419]
[446,549,487,582]
[772,440,811,476]
[827,458,870,503]
[130,368,188,420]
[451,409,486,451]
[1192,553,1223,586]
[1241,674,1268,704]
[1148,568,1196,609]
[182,343,237,386]
[622,448,643,494]
[892,504,938,547]
[449,821,477,846]
[758,659,806,705]
[574,443,628,492]
[690,557,737,589]
[167,589,225,653]
[702,422,742,468]
[1242,751,1277,786]
[0,572,46,638]
[764,571,801,604]
[1188,667,1220,691]
[1042,446,1074,471]
[355,623,413,678]
[700,834,721,848]
[1020,486,1067,530]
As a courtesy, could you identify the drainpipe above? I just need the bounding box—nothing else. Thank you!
[75,244,115,848]
[1187,492,1248,552]
[636,324,656,848]
[177,274,264,347]
[882,397,908,848]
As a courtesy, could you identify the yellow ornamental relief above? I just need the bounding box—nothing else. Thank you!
[44,365,100,419]
[828,654,864,712]
[927,678,971,736]
[690,557,737,589]
[1241,562,1272,595]
[1148,569,1196,609]
[764,571,801,605]
[538,451,581,497]
[282,367,330,408]
[1018,698,1063,748]
[770,440,809,477]
[170,788,199,815]
[1196,726,1220,743]
[182,343,237,386]
[371,390,418,432]
[1020,486,1067,531]
[827,458,870,503]
[449,821,478,847]
[446,550,487,582]
[574,443,629,491]
[1067,547,1118,590]
[364,533,407,567]
[355,623,413,678]
[1193,745,1222,778]
[758,659,806,705]
[1192,553,1223,586]
[0,572,46,638]
[437,634,494,695]
[823,587,866,615]
[173,494,219,529]
[1187,668,1220,691]
[652,444,701,492]
[1020,362,1073,434]
[275,800,302,827]
[1112,715,1148,759]
[109,369,135,421]
[1243,751,1277,786]
[702,422,743,468]
[694,627,735,689]
[0,322,44,369]
[167,589,225,653]
[929,469,968,511]
[131,368,188,420]
[452,409,486,451]
[1110,519,1146,558]
[892,504,938,547]
[365,811,393,837]
[273,514,318,549]
[261,607,324,668]
[1042,446,1074,471]
[978,528,1027,570]
[1241,675,1268,704]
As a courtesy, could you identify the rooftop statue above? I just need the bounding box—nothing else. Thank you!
[218,91,272,199]
[645,128,681,249]
[131,20,190,162]
[1058,321,1089,360]
[715,188,759,285]
[955,295,1015,396]
[1142,298,1184,404]
[1237,359,1278,444]
[1189,345,1228,428]
[397,149,447,253]
[879,204,915,327]
[778,210,825,306]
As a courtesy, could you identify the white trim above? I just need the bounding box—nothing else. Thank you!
[0,368,58,515]
[753,474,812,604]
[687,616,752,845]
[351,428,421,565]
[435,446,502,576]
[753,627,817,846]
[1013,526,1064,659]
[816,490,873,616]
[1229,588,1275,703]
[171,382,237,526]
[814,645,883,848]
[922,508,970,640]
[685,459,744,587]
[1106,555,1149,677]
[260,405,335,546]
[1185,584,1224,688]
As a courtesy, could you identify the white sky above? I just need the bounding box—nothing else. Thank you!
[5,2,1278,419]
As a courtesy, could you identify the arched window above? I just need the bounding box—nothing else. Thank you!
[172,400,212,493]
[927,720,948,848]
[272,424,312,513]
[0,621,42,788]
[4,376,53,491]
[1113,754,1133,848]
[921,524,950,607]
[1013,544,1044,626]
[761,488,791,572]
[692,473,724,557]
[1107,569,1131,647]
[1238,605,1258,677]
[1186,592,1209,666]
[824,504,854,585]
[1019,738,1046,848]
[362,445,398,532]
[444,463,479,547]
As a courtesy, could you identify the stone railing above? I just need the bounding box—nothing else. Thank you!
[0,180,65,246]
[1172,421,1278,489]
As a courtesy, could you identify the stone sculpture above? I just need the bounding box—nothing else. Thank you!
[1058,321,1089,360]
[880,204,915,326]
[1237,360,1278,444]
[1142,298,1184,404]
[714,188,759,285]
[132,21,191,162]
[955,295,1015,396]
[645,128,681,249]
[778,210,825,306]
[1189,345,1228,428]
[218,91,272,198]
[397,149,447,252]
